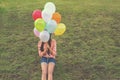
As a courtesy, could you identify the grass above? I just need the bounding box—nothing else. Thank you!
[0,0,120,80]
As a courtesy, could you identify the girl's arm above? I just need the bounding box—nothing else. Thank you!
[47,39,57,56]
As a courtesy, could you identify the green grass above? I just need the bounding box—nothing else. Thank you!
[0,0,120,80]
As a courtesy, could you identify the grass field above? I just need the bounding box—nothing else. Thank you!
[0,0,120,80]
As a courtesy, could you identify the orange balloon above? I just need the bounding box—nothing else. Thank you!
[52,12,61,23]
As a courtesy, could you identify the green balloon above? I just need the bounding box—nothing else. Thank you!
[34,18,46,32]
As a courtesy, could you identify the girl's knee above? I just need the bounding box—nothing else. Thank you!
[42,71,47,75]
[48,71,53,75]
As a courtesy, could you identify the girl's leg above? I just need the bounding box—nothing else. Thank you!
[41,62,48,80]
[48,62,55,80]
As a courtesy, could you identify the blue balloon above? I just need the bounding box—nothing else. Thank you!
[45,20,57,33]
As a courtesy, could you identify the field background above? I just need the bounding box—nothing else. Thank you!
[0,0,120,80]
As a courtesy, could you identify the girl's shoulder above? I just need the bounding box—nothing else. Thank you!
[38,40,42,44]
[52,39,56,42]
[51,39,56,45]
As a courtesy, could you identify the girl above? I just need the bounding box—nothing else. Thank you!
[38,34,57,80]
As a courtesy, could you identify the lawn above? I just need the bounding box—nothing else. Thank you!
[0,0,120,80]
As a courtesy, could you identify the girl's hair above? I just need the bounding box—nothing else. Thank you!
[40,33,52,55]
[40,42,44,51]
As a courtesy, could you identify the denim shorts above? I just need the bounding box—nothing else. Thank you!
[40,57,56,64]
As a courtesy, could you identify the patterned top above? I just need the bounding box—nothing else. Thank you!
[38,39,57,58]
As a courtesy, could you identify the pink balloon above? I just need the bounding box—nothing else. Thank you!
[32,10,42,20]
[33,28,40,37]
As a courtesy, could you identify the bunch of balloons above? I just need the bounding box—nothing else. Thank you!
[32,2,66,42]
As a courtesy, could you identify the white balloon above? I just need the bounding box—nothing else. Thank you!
[44,2,56,14]
[39,31,50,42]
[42,10,52,23]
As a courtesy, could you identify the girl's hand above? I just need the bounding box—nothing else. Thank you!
[43,43,48,52]
[41,44,48,55]
[47,43,50,49]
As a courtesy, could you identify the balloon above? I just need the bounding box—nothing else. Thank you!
[44,2,56,14]
[32,10,42,20]
[52,12,61,23]
[45,20,57,33]
[39,31,50,42]
[33,28,40,37]
[42,10,52,23]
[34,18,46,32]
[54,23,66,36]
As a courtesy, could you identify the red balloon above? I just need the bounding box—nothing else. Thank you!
[32,10,42,20]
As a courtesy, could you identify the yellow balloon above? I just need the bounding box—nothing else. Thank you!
[54,23,66,36]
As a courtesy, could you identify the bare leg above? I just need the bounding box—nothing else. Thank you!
[41,62,48,80]
[48,62,55,80]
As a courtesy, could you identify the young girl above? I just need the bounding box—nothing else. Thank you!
[38,34,57,80]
